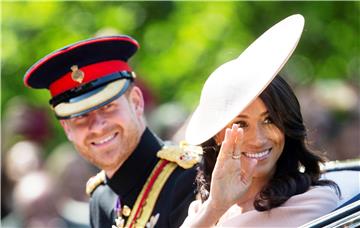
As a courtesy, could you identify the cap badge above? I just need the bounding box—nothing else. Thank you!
[71,65,85,84]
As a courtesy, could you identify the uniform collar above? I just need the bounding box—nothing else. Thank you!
[106,128,163,197]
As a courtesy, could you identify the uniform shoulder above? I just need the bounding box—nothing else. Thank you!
[86,170,106,196]
[157,141,203,169]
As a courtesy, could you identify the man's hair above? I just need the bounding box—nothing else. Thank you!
[196,75,340,211]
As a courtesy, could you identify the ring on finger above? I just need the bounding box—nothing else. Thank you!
[232,153,241,160]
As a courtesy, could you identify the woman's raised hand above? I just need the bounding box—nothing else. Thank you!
[208,124,258,211]
[181,124,258,227]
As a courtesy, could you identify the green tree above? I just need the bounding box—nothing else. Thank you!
[2,1,359,154]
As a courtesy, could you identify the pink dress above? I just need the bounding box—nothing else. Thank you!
[183,186,339,227]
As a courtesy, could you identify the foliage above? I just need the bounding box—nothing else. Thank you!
[1,1,359,152]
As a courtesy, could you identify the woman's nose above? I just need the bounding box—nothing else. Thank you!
[247,125,267,147]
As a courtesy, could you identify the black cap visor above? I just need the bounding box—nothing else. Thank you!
[54,79,132,119]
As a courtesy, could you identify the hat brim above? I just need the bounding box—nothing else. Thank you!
[54,79,130,119]
[185,14,305,145]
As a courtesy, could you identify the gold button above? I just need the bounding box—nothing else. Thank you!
[122,205,131,217]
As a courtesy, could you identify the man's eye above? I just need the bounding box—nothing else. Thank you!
[75,114,87,120]
[103,103,114,110]
[70,114,88,123]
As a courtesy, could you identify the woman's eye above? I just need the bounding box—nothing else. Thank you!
[235,121,247,128]
[264,117,273,124]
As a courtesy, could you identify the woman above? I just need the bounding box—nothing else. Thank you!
[182,15,340,227]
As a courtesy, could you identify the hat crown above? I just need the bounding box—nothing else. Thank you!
[24,35,139,89]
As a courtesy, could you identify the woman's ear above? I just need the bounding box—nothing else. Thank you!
[60,120,74,142]
[129,86,145,117]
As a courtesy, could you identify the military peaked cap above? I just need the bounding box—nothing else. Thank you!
[24,35,139,119]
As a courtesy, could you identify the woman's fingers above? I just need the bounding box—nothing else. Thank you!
[217,128,231,161]
[233,127,243,158]
[240,157,257,184]
[218,124,240,161]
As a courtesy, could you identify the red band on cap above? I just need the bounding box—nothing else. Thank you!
[49,60,131,97]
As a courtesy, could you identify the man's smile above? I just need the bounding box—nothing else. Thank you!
[91,132,119,146]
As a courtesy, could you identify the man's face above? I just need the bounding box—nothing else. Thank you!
[61,86,145,177]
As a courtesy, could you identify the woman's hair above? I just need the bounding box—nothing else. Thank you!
[196,75,340,211]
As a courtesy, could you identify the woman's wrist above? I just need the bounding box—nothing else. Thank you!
[191,198,230,227]
[206,196,232,214]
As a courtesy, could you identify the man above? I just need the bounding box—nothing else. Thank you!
[23,35,200,228]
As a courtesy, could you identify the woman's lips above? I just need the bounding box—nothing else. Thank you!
[242,148,272,160]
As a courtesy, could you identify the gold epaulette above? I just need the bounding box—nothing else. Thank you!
[156,141,203,169]
[86,170,106,196]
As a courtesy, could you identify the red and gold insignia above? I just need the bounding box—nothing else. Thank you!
[71,65,85,84]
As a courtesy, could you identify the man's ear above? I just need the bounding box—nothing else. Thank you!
[60,120,74,142]
[128,86,145,117]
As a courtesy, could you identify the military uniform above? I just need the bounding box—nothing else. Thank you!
[23,35,200,228]
[88,128,198,228]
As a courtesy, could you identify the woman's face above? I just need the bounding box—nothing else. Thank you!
[215,97,285,179]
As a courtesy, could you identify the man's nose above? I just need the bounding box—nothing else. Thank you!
[88,111,106,132]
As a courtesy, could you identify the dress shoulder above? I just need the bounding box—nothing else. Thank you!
[218,186,340,227]
[284,185,339,209]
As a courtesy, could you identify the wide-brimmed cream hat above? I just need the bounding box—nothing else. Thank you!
[185,14,305,145]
